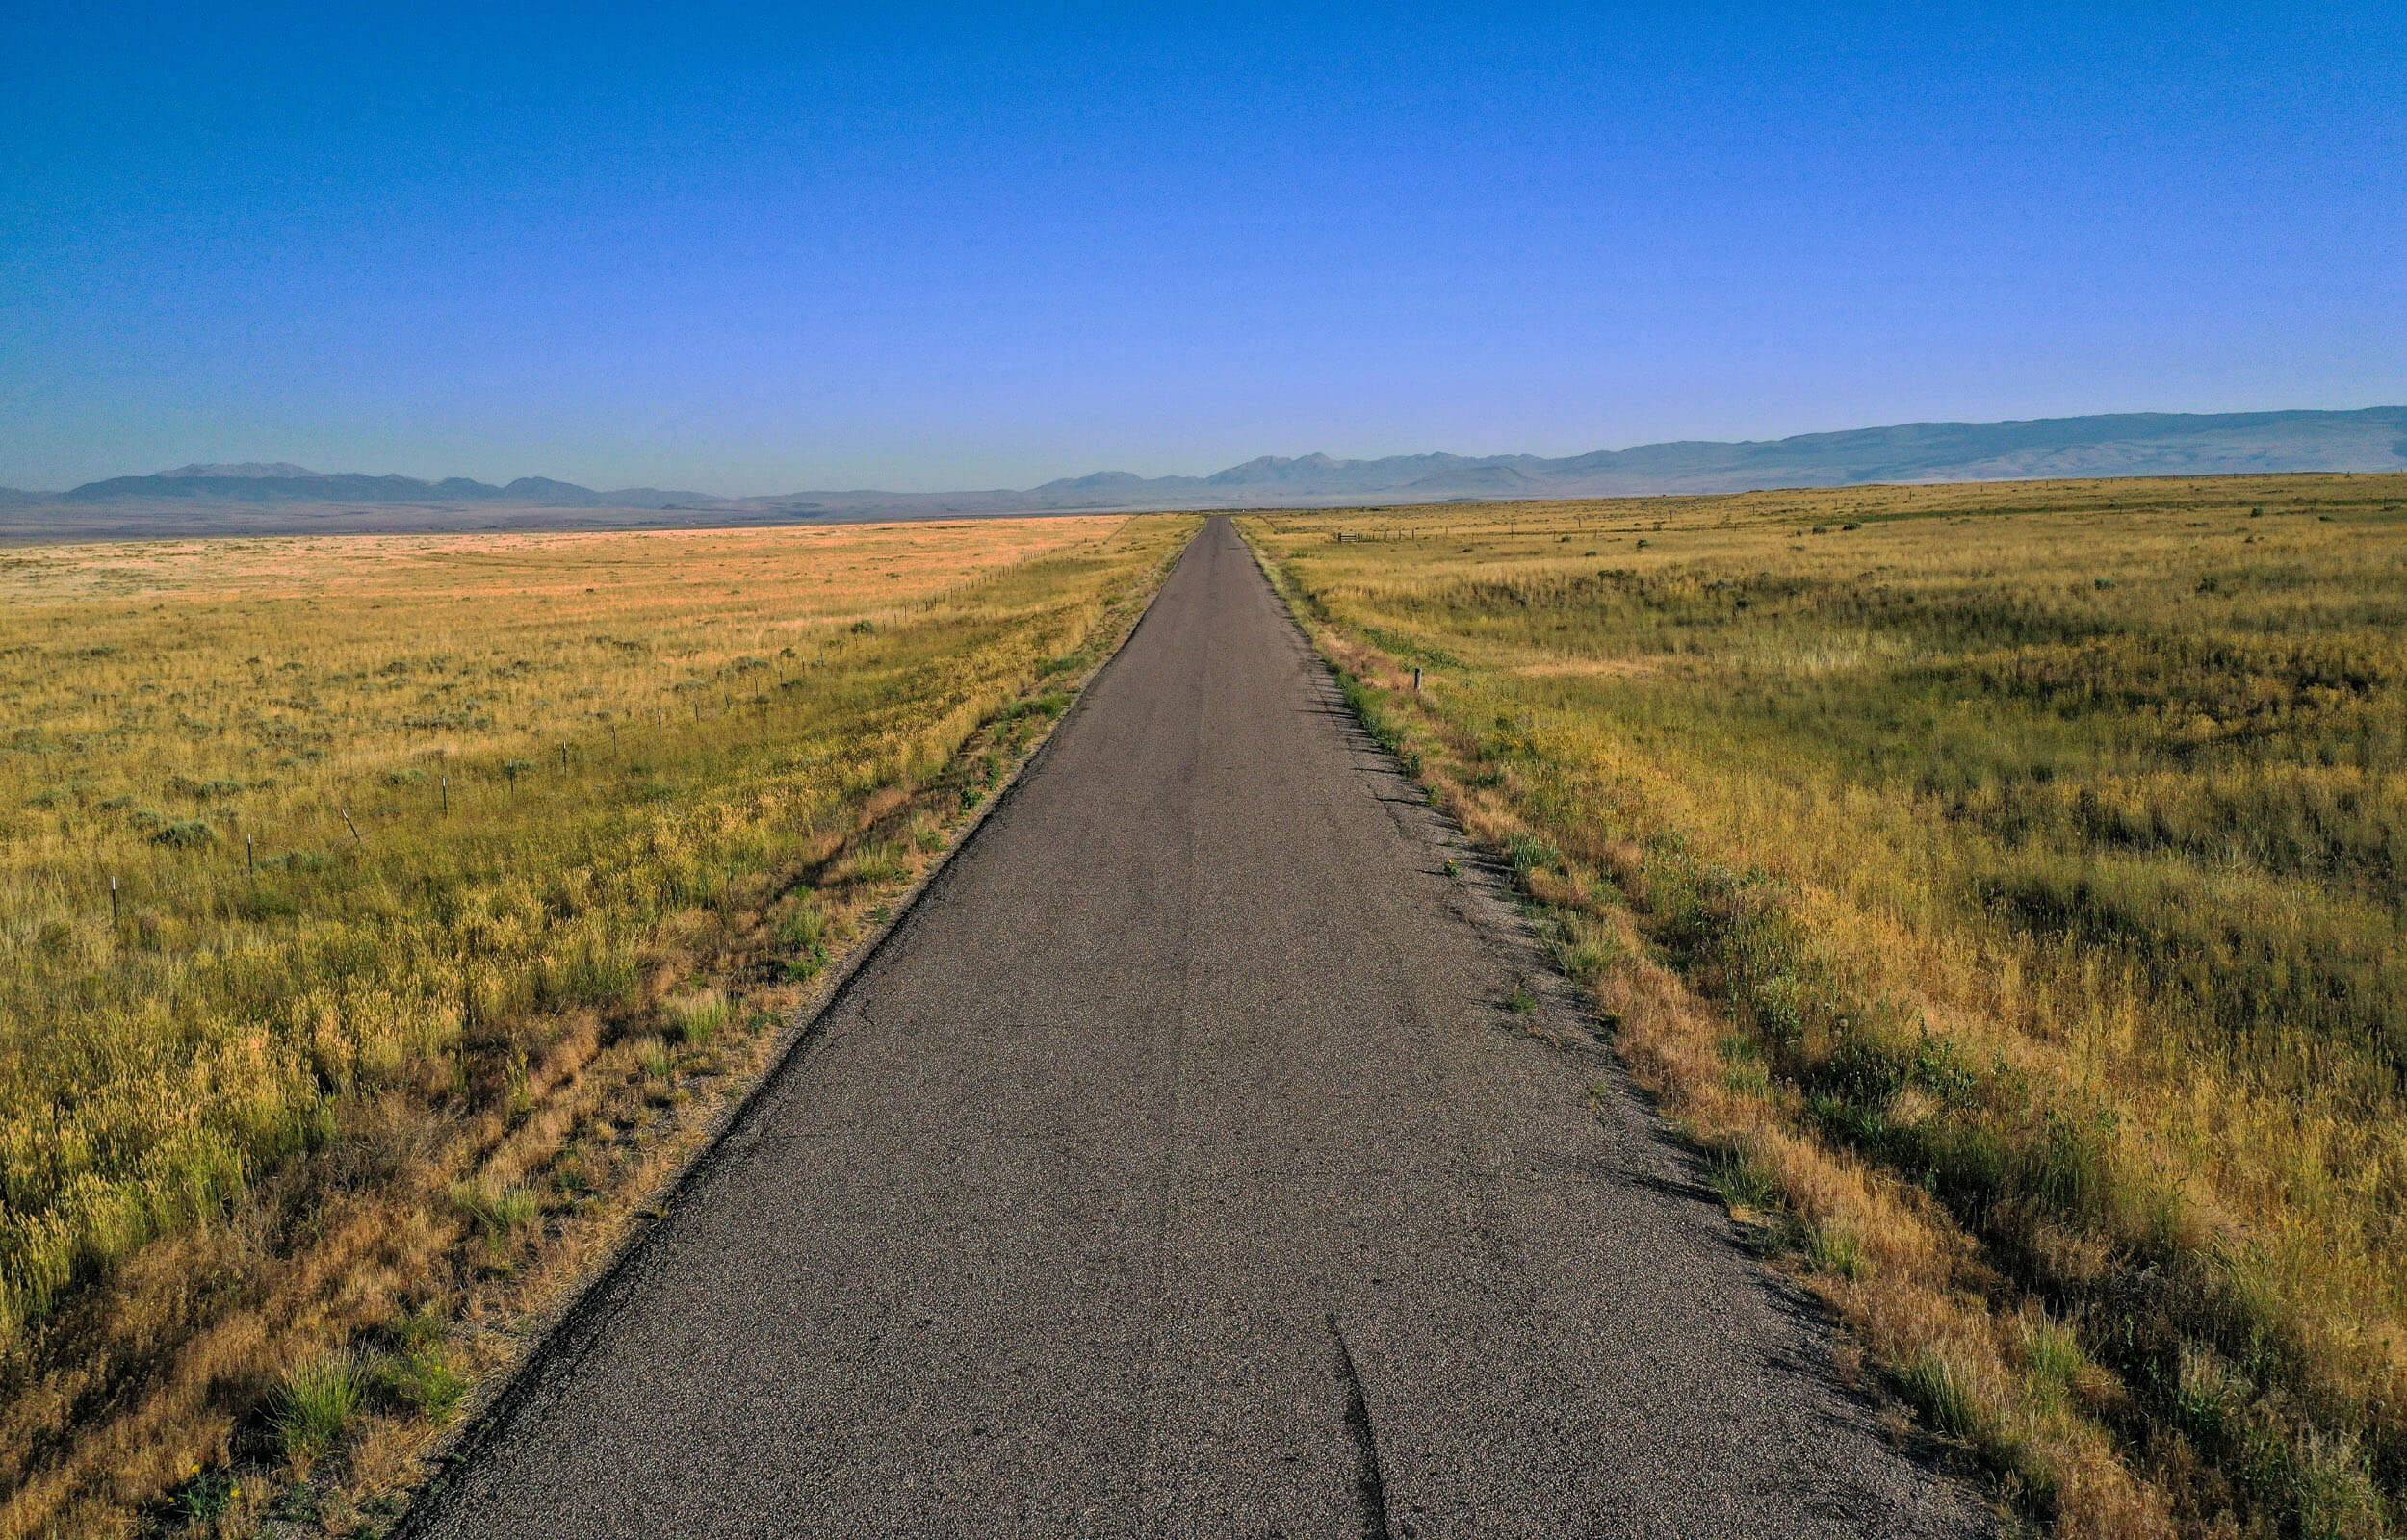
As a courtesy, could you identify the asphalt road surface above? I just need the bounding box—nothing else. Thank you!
[406,517,1987,1539]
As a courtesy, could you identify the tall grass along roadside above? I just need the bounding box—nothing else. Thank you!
[1245,474,2407,1539]
[0,513,1195,1535]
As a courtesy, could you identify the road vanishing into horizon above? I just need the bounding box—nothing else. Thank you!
[405,518,1987,1539]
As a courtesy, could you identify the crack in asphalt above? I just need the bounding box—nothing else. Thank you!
[1328,1311,1396,1540]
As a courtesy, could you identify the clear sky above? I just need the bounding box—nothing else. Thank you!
[3,3,2401,495]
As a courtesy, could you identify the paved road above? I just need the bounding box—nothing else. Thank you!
[408,517,1986,1539]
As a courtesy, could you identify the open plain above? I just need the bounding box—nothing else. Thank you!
[1,475,2401,1539]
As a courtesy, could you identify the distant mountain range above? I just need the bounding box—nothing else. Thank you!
[47,468,726,510]
[919,406,2405,513]
[5,406,2401,538]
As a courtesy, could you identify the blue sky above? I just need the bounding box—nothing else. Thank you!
[2,3,2401,494]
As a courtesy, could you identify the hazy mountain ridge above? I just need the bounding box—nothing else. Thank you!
[756,407,2407,515]
[14,408,2404,538]
[55,466,730,508]
[160,461,320,479]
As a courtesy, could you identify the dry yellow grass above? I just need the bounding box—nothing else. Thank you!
[1246,474,2407,1538]
[0,513,1195,1535]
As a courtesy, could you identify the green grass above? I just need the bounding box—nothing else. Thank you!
[451,1180,539,1240]
[1704,1149,1783,1216]
[1901,1348,1985,1442]
[274,1350,365,1464]
[369,1309,469,1422]
[663,988,729,1046]
[1803,1220,1867,1281]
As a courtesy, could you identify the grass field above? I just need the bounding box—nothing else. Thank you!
[0,514,1193,1535]
[1245,474,2407,1539]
